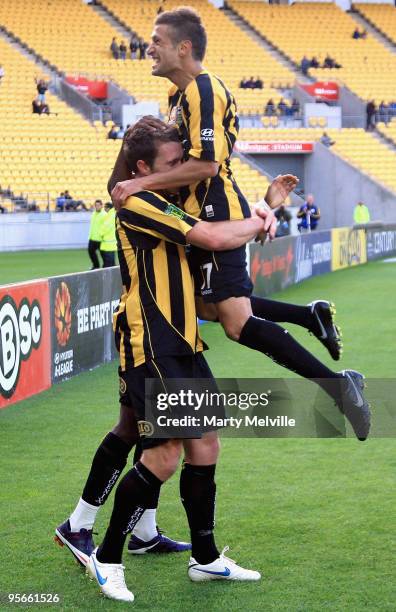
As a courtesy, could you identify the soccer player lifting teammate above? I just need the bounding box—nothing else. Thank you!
[82,121,274,601]
[110,7,370,440]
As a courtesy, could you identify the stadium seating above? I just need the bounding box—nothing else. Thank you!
[0,0,295,116]
[91,0,295,115]
[355,4,396,46]
[229,1,396,103]
[232,156,275,205]
[238,127,396,193]
[376,118,396,147]
[0,37,119,210]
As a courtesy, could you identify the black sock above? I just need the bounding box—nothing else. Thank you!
[251,295,312,329]
[81,432,133,506]
[180,463,219,565]
[238,316,341,397]
[97,461,162,564]
[133,439,143,465]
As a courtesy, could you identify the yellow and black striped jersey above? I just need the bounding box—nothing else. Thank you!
[168,70,251,222]
[114,191,205,370]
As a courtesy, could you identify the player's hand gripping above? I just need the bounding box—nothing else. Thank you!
[111,177,144,210]
[251,206,277,244]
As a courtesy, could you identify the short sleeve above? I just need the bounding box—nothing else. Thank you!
[185,74,226,163]
[118,192,199,245]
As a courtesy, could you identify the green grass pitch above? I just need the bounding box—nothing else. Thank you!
[0,252,395,611]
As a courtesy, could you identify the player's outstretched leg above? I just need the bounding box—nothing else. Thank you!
[250,296,342,361]
[216,298,370,441]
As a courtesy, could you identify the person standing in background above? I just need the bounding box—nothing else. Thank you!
[353,201,371,224]
[100,202,117,267]
[297,194,320,232]
[88,199,106,269]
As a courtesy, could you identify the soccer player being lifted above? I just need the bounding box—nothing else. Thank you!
[110,7,370,441]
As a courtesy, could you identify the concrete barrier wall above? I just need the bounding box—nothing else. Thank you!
[0,212,91,251]
[304,143,396,229]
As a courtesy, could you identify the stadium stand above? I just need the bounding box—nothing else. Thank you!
[229,1,396,103]
[376,118,396,147]
[0,37,119,211]
[1,0,395,211]
[354,4,396,46]
[0,0,295,116]
[239,127,396,193]
[0,0,171,114]
[0,31,267,210]
[232,157,275,205]
[97,0,295,115]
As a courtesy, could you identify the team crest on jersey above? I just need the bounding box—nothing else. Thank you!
[169,105,183,127]
[164,203,186,221]
[119,377,127,395]
[138,420,154,437]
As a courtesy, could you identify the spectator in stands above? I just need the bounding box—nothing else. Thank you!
[245,76,256,89]
[32,97,50,115]
[378,101,389,124]
[291,98,300,118]
[275,205,292,237]
[310,56,320,69]
[88,199,106,269]
[323,54,342,69]
[297,194,320,232]
[0,64,4,83]
[129,35,139,59]
[138,38,148,59]
[119,41,127,60]
[353,201,371,225]
[320,131,335,147]
[366,99,376,131]
[323,54,335,68]
[55,192,66,212]
[108,124,120,139]
[110,37,119,59]
[239,76,248,89]
[254,76,263,89]
[277,98,287,116]
[35,77,48,102]
[265,99,276,116]
[301,55,311,76]
[100,202,117,267]
[0,204,5,214]
[352,28,367,40]
[64,190,88,211]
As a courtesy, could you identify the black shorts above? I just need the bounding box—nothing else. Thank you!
[188,245,253,303]
[119,353,217,449]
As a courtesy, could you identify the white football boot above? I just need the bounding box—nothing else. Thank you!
[188,546,261,582]
[86,548,134,602]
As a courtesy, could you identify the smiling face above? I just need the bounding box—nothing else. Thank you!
[147,24,182,77]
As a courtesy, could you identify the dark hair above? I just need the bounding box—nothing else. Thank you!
[155,6,207,61]
[123,117,180,173]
